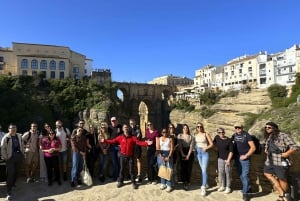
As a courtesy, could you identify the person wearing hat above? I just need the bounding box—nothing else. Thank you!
[232,122,256,201]
[213,127,234,194]
[108,116,123,181]
[263,122,298,201]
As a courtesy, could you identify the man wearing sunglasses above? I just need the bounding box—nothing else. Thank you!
[232,122,256,201]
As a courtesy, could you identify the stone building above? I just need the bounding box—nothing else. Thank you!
[148,74,194,86]
[0,42,87,79]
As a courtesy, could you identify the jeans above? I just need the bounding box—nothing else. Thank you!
[99,152,108,177]
[71,152,84,182]
[218,158,232,188]
[196,147,209,187]
[109,146,120,180]
[235,156,250,194]
[157,150,173,187]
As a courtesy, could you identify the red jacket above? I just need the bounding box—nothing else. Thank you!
[104,134,148,156]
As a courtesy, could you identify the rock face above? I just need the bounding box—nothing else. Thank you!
[170,89,272,136]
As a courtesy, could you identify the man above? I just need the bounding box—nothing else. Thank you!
[101,124,152,189]
[263,122,298,201]
[72,119,88,136]
[55,120,71,181]
[22,122,40,183]
[232,122,256,201]
[107,116,122,181]
[1,124,24,201]
[129,118,143,182]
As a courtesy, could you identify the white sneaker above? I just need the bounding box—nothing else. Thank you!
[5,195,12,201]
[201,186,206,196]
[218,186,225,192]
[152,181,157,185]
[160,184,166,190]
[224,187,231,194]
[166,186,172,192]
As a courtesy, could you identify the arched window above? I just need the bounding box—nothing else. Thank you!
[50,60,56,70]
[40,60,47,69]
[59,61,65,70]
[21,59,28,68]
[31,59,38,69]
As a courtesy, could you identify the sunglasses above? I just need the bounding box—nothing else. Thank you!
[49,133,55,135]
[217,132,224,134]
[235,126,242,129]
[265,126,273,129]
[197,126,203,128]
[162,131,167,133]
[147,124,151,126]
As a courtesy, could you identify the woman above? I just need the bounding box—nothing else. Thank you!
[86,124,99,178]
[194,122,213,196]
[168,123,178,185]
[39,123,52,182]
[145,121,160,184]
[41,130,62,186]
[156,128,174,192]
[213,128,233,194]
[178,124,195,191]
[70,127,87,187]
[98,122,110,182]
[263,122,298,201]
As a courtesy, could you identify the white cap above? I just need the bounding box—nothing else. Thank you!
[111,117,117,121]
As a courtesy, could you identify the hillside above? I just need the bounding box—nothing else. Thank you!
[170,89,300,143]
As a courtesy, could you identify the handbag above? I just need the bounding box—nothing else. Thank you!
[80,160,93,186]
[158,162,172,181]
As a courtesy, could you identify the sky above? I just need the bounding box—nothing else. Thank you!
[1,0,300,83]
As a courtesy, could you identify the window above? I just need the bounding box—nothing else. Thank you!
[59,71,64,79]
[50,71,55,79]
[50,60,56,70]
[73,66,79,73]
[32,71,38,77]
[31,59,38,69]
[22,70,28,75]
[41,71,46,78]
[21,59,28,68]
[40,60,47,69]
[0,56,3,62]
[59,61,65,70]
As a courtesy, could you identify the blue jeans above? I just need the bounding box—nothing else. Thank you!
[196,147,209,187]
[71,152,84,182]
[109,146,120,180]
[157,151,173,187]
[235,157,250,194]
[99,152,108,177]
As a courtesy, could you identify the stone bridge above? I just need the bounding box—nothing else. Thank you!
[113,82,177,134]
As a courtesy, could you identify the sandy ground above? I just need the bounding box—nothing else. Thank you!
[0,177,279,201]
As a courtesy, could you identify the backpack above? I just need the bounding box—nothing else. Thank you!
[232,133,262,155]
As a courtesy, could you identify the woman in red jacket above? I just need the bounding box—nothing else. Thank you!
[101,124,152,189]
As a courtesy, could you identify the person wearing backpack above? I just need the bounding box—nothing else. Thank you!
[1,123,24,201]
[232,122,256,201]
[55,120,71,181]
[263,122,298,201]
[22,122,40,183]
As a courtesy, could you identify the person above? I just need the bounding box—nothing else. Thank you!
[232,122,256,201]
[129,118,143,182]
[194,122,214,196]
[100,124,152,189]
[178,124,195,191]
[70,127,87,187]
[22,122,40,183]
[72,119,88,136]
[145,121,160,184]
[86,124,99,178]
[213,127,234,194]
[0,125,5,143]
[263,122,298,201]
[41,130,62,186]
[55,120,71,181]
[168,123,178,186]
[39,123,52,182]
[1,124,24,201]
[98,122,110,182]
[156,128,174,192]
[107,116,122,181]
